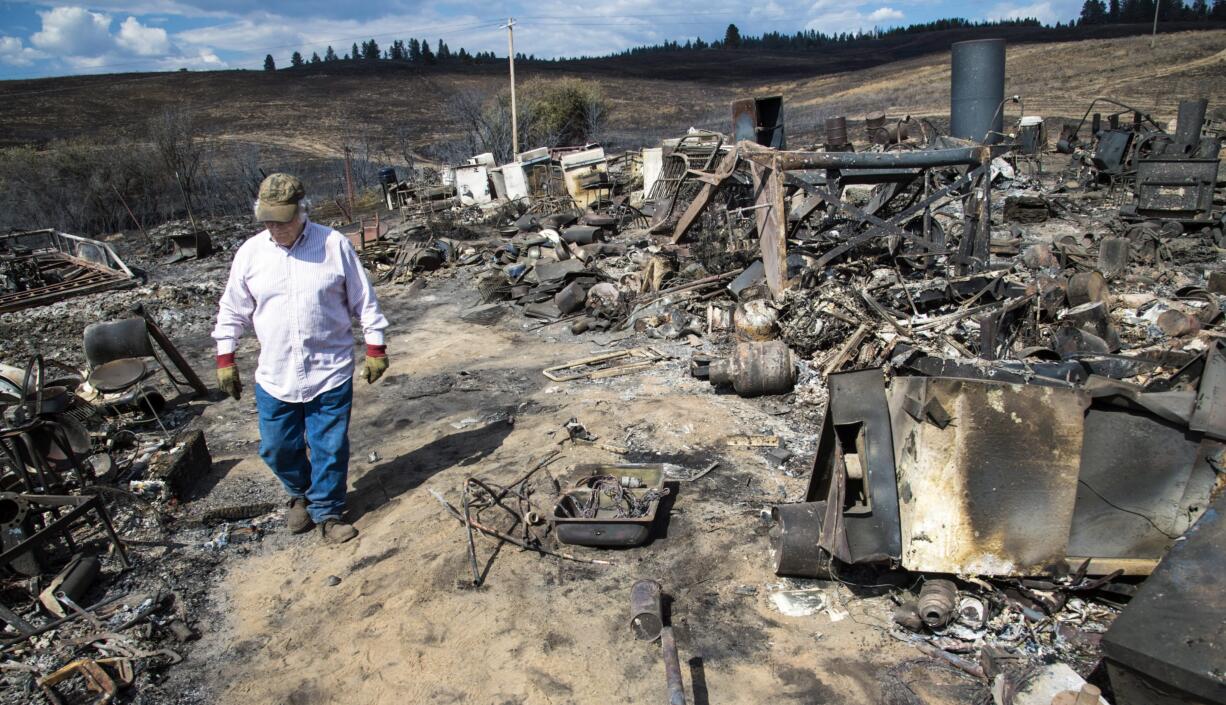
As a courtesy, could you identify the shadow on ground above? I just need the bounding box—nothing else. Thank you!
[348,419,514,522]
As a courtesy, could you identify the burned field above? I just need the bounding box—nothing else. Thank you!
[2,32,1226,705]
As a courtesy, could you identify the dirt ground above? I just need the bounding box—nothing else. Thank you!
[155,267,972,705]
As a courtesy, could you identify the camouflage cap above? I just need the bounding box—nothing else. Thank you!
[255,173,305,223]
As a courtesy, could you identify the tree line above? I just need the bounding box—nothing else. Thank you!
[264,38,521,71]
[1079,0,1226,23]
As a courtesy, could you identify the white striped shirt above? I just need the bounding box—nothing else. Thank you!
[212,221,388,403]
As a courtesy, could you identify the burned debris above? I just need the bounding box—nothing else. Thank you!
[1,231,138,314]
[335,34,1226,705]
[1,30,1223,705]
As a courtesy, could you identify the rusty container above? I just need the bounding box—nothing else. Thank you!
[865,112,887,143]
[630,579,664,641]
[709,340,796,397]
[824,116,848,148]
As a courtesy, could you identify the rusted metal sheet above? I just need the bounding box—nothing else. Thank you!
[749,157,788,297]
[888,377,1089,576]
[732,95,785,149]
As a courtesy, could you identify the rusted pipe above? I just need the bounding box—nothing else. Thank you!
[661,626,686,705]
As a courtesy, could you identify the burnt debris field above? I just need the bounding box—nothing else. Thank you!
[1,23,1226,705]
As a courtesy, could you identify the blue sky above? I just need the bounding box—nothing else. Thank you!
[0,0,1082,79]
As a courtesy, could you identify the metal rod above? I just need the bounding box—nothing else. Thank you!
[461,483,482,586]
[661,626,687,705]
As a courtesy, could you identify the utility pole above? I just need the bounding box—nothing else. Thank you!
[1151,0,1160,48]
[503,17,518,158]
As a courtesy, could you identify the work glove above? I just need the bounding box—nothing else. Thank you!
[363,345,388,384]
[216,354,242,400]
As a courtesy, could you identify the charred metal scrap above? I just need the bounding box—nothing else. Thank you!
[359,35,1226,704]
[1,230,138,314]
[0,305,225,698]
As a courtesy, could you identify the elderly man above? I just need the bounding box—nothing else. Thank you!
[212,173,388,544]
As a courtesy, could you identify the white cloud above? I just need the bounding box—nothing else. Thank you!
[805,6,907,34]
[985,1,1059,23]
[0,36,47,66]
[117,16,170,55]
[31,7,116,56]
[867,7,905,22]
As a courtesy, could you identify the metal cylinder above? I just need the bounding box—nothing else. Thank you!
[630,579,663,641]
[950,38,1006,144]
[377,166,397,185]
[917,579,958,628]
[824,116,848,148]
[865,111,887,143]
[1175,98,1208,151]
[771,502,830,578]
[553,281,587,315]
[1091,113,1102,136]
[709,341,796,397]
[660,626,687,705]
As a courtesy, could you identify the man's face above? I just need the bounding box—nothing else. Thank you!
[266,218,305,246]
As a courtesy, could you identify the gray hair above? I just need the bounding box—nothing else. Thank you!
[253,199,310,222]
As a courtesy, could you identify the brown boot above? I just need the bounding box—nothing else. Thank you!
[287,497,314,534]
[321,518,358,544]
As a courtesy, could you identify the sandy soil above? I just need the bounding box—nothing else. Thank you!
[169,270,955,705]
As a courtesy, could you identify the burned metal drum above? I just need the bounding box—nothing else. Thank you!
[950,38,1006,144]
[824,116,848,149]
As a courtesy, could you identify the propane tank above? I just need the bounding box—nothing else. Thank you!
[708,341,796,397]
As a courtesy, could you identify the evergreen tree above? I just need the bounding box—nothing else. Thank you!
[311,51,321,63]
[420,38,435,63]
[351,42,360,61]
[438,39,451,60]
[290,51,304,67]
[1109,0,1121,19]
[409,38,421,61]
[724,23,741,46]
[1080,0,1109,23]
[1192,0,1209,16]
[1213,0,1226,18]
[390,40,405,61]
[324,45,338,61]
[263,54,275,71]
[364,39,381,60]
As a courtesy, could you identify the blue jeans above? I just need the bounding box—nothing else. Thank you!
[255,379,353,523]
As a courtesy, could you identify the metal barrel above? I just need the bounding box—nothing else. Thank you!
[865,111,887,143]
[950,38,1006,144]
[824,116,848,148]
[630,579,663,641]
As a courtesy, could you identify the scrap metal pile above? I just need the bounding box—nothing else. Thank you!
[372,37,1224,705]
[0,305,240,703]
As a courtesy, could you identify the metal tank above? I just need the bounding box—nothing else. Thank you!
[950,38,1006,144]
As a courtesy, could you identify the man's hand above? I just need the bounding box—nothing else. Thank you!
[363,344,388,384]
[217,354,242,400]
